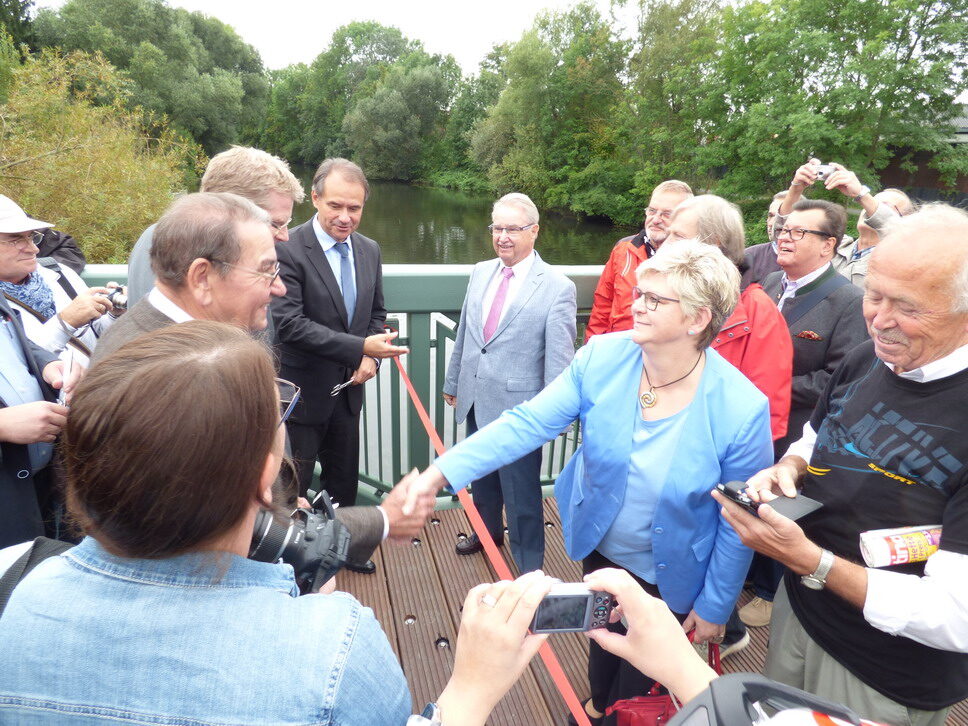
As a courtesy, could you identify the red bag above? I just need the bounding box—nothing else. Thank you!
[604,640,721,726]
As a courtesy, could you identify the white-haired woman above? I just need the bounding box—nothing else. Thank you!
[411,239,774,723]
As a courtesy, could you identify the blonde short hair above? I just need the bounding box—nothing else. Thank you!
[636,238,740,349]
[201,146,305,207]
[493,192,539,225]
[652,180,694,197]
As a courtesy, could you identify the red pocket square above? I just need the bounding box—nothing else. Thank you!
[796,330,823,340]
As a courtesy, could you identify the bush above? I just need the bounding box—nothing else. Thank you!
[0,49,203,262]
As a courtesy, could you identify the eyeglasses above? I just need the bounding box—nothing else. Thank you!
[631,287,681,311]
[212,259,282,284]
[277,378,300,425]
[776,226,832,241]
[488,223,536,237]
[0,231,43,248]
[645,207,674,221]
[269,217,292,232]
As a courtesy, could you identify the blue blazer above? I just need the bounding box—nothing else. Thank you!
[436,332,773,622]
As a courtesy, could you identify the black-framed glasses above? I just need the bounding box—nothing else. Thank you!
[277,378,300,425]
[631,287,681,311]
[776,226,832,241]
[0,230,43,248]
[212,259,281,284]
[487,223,536,237]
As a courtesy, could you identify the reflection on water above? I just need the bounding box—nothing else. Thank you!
[291,175,629,266]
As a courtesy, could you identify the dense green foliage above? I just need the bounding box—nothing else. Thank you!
[33,0,267,153]
[256,0,967,228]
[0,34,204,262]
[9,0,968,236]
[0,0,34,48]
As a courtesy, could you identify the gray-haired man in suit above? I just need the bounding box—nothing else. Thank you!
[443,193,577,573]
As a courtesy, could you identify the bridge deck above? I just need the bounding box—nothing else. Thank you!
[334,498,968,725]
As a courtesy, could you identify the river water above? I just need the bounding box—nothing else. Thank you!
[290,178,629,266]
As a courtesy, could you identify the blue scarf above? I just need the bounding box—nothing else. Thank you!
[0,271,56,320]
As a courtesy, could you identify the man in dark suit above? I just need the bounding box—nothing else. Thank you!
[761,199,868,458]
[94,191,427,570]
[272,159,407,521]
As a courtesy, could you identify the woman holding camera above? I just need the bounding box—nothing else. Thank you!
[0,196,121,364]
[0,321,553,726]
[409,239,774,724]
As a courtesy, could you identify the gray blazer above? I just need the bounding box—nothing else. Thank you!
[444,252,577,427]
[761,265,867,452]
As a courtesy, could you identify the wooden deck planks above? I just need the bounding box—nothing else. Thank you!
[338,499,968,726]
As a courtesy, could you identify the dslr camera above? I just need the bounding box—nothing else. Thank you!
[249,491,350,594]
[530,582,615,634]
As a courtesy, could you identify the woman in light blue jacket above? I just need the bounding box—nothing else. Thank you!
[416,239,774,723]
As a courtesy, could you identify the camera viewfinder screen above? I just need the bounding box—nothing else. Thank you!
[533,595,589,631]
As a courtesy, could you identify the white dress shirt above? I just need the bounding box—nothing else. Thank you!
[312,216,356,294]
[784,342,968,651]
[480,251,536,329]
[776,262,831,311]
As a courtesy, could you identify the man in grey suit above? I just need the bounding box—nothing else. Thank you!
[443,193,577,573]
[761,199,867,457]
[94,192,429,570]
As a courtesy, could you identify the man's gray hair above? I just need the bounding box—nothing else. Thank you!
[636,238,740,349]
[673,195,746,265]
[493,192,539,225]
[200,146,305,206]
[881,202,968,312]
[151,192,270,289]
[312,158,370,201]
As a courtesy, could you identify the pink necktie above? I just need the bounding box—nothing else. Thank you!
[483,267,514,342]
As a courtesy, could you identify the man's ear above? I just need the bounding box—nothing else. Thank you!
[184,257,216,307]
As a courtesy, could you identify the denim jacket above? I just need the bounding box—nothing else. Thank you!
[0,537,411,725]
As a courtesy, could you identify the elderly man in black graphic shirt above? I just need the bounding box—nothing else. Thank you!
[715,204,968,726]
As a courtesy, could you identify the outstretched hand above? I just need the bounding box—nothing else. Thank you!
[583,568,717,704]
[401,465,446,516]
[436,571,554,726]
[381,469,435,542]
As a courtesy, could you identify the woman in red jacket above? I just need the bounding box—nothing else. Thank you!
[668,195,792,443]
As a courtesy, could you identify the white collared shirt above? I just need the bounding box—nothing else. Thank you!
[148,286,193,323]
[480,251,536,330]
[312,215,356,293]
[777,262,831,311]
[784,341,968,652]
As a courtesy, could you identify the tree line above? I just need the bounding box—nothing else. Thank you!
[1,0,966,261]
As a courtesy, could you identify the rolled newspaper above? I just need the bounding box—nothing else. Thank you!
[860,525,942,568]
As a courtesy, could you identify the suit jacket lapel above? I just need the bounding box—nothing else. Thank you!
[301,221,349,328]
[490,252,546,342]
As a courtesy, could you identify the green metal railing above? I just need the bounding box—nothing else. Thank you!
[83,263,603,505]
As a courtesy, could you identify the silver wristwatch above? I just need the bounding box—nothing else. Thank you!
[852,185,871,202]
[801,548,835,591]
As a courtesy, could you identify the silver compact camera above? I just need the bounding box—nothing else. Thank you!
[530,582,614,634]
[814,162,835,180]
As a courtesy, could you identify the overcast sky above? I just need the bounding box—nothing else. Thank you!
[35,0,639,73]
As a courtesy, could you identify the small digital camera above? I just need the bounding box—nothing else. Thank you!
[814,163,835,180]
[530,583,614,634]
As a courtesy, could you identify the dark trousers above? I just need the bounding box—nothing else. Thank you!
[287,396,360,508]
[467,408,545,573]
[582,550,687,719]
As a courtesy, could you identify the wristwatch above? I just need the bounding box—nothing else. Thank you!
[852,185,871,202]
[801,548,835,590]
